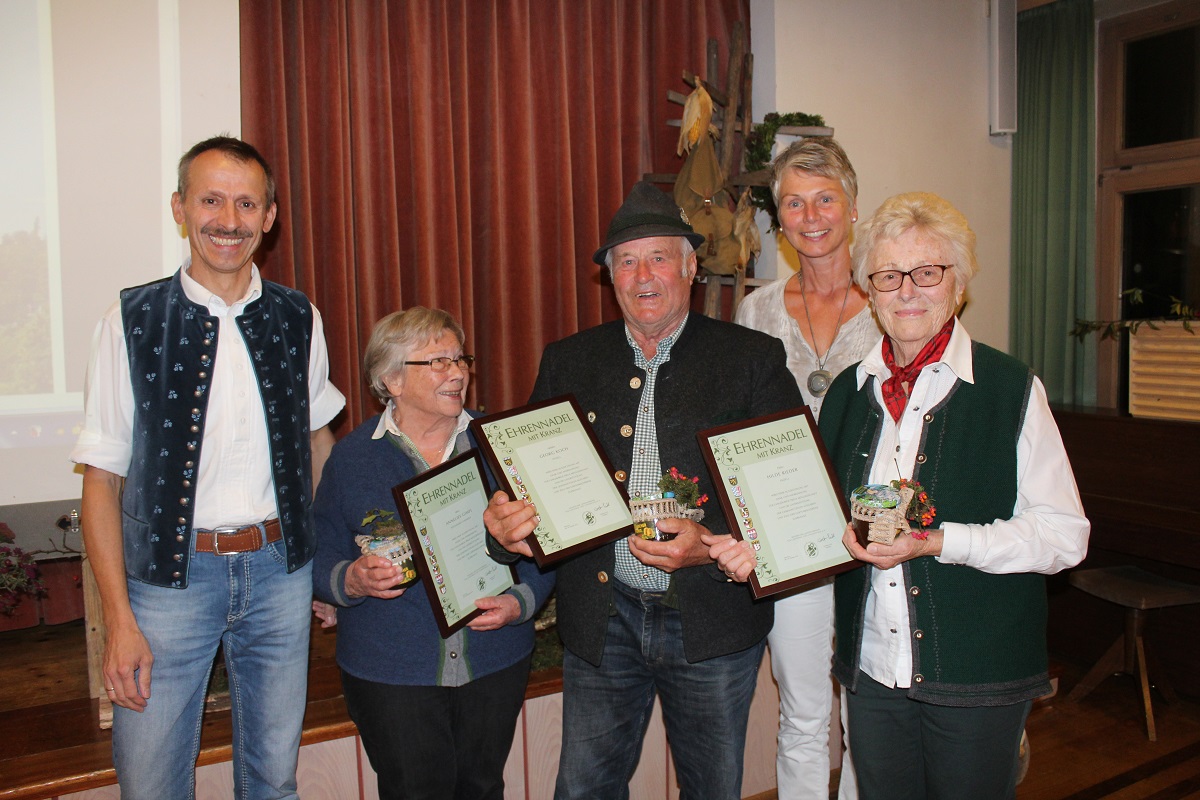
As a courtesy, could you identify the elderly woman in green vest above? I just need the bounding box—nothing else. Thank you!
[812,192,1086,799]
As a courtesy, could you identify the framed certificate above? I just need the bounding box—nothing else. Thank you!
[470,396,634,566]
[392,450,518,638]
[698,407,858,599]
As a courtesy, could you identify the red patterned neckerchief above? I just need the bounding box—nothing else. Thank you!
[880,317,956,422]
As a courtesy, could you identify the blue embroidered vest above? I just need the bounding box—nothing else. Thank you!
[120,271,316,588]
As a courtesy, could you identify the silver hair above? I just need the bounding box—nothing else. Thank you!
[769,137,858,209]
[363,307,466,403]
[851,192,979,293]
[605,237,696,281]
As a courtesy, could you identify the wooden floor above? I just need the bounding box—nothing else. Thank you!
[4,621,1200,799]
[1017,668,1200,800]
[0,620,93,713]
[761,661,1200,800]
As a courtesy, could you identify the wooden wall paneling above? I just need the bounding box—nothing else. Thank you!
[194,759,234,799]
[45,650,784,800]
[1050,408,1200,700]
[830,680,844,773]
[38,558,85,625]
[296,737,362,799]
[502,706,527,798]
[0,594,40,632]
[58,785,120,800]
[518,691,563,798]
[742,651,781,797]
[629,698,670,799]
[359,736,379,800]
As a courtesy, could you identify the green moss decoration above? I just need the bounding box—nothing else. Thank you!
[743,111,827,224]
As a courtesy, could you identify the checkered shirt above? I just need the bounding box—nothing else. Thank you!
[614,316,689,591]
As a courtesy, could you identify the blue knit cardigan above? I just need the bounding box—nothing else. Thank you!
[313,413,555,686]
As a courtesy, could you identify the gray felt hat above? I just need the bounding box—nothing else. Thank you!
[592,181,706,266]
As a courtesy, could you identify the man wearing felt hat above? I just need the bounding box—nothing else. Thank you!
[486,181,802,799]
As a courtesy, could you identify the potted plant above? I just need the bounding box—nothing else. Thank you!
[1069,289,1195,340]
[1071,290,1198,422]
[0,522,45,629]
[356,509,419,589]
[849,479,937,548]
[629,467,709,542]
[742,111,828,225]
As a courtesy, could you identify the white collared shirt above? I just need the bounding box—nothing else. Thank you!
[71,261,346,529]
[372,400,472,464]
[853,319,1089,689]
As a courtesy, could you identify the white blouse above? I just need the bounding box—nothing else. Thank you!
[852,320,1090,688]
[735,273,881,420]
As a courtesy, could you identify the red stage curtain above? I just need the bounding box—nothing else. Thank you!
[240,0,748,433]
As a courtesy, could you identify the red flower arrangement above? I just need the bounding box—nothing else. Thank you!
[658,467,709,509]
[891,478,937,540]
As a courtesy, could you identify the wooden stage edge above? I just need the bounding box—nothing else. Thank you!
[0,629,562,800]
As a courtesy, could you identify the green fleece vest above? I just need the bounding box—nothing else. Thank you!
[823,342,1051,707]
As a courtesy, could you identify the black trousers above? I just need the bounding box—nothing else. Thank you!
[341,654,531,800]
[847,670,1031,800]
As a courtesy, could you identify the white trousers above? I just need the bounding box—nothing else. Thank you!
[768,580,858,800]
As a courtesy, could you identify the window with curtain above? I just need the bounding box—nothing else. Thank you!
[1095,0,1200,409]
[239,0,747,432]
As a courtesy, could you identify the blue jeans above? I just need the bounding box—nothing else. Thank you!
[112,540,313,800]
[555,580,765,800]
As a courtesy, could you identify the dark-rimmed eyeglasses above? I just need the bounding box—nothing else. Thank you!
[868,265,951,292]
[403,355,475,372]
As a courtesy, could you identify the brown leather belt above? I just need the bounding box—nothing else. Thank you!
[194,518,282,555]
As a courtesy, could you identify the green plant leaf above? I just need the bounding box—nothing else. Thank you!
[743,111,827,223]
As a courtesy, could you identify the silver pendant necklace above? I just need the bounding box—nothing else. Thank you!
[798,272,852,397]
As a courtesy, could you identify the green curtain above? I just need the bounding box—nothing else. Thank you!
[1010,0,1096,406]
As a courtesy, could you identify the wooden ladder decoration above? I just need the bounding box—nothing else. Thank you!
[646,20,835,320]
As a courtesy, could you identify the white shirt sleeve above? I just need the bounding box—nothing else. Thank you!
[307,304,346,430]
[937,377,1090,575]
[69,302,135,476]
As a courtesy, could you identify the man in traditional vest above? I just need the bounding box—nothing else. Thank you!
[484,182,803,799]
[71,136,345,799]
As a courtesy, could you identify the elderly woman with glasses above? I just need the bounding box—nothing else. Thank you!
[714,192,1090,799]
[311,307,554,800]
[816,192,1089,799]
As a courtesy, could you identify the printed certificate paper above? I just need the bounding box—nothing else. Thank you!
[392,451,517,637]
[699,408,856,598]
[471,396,634,566]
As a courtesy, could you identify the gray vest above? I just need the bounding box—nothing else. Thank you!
[120,271,317,588]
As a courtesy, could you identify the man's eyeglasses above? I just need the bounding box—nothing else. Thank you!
[403,355,475,372]
[868,265,951,292]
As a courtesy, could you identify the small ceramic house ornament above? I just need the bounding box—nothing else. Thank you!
[630,467,708,542]
[850,483,917,547]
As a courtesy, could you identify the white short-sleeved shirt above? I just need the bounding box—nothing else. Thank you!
[70,262,346,529]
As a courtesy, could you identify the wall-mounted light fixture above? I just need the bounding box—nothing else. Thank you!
[989,0,1018,135]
